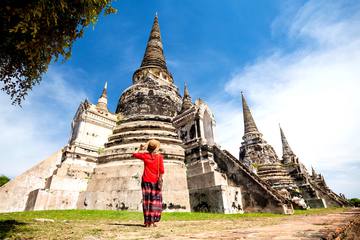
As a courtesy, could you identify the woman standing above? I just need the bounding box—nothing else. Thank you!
[132,139,164,227]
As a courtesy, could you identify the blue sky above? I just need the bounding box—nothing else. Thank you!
[67,0,297,109]
[1,0,359,198]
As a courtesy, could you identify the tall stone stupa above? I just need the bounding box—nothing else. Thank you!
[78,14,191,211]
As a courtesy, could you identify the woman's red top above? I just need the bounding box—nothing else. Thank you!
[132,152,164,183]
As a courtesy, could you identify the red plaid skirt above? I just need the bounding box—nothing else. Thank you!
[141,181,162,224]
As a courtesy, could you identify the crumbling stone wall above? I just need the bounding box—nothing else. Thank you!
[0,150,62,212]
[309,181,348,207]
[116,76,182,117]
[212,146,293,214]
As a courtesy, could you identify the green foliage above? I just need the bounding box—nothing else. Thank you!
[251,163,259,169]
[0,0,117,105]
[97,147,105,154]
[283,162,296,167]
[0,175,10,187]
[349,198,360,207]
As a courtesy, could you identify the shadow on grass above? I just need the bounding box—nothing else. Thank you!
[0,220,27,239]
[109,223,145,227]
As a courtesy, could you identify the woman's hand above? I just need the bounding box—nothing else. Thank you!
[135,144,145,152]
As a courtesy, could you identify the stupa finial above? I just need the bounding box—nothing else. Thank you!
[241,92,259,134]
[140,14,168,71]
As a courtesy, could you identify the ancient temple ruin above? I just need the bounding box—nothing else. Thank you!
[238,93,350,208]
[0,15,349,214]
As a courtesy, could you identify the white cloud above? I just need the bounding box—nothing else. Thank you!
[211,0,360,198]
[0,66,87,177]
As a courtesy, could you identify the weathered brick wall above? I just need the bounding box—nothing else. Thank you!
[212,146,293,214]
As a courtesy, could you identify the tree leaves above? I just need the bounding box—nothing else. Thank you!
[0,175,10,187]
[0,0,116,105]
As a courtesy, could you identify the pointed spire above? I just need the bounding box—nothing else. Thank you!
[140,14,168,71]
[311,166,317,178]
[279,124,294,156]
[101,81,107,97]
[184,82,190,97]
[241,92,260,134]
[181,82,193,112]
[97,81,108,111]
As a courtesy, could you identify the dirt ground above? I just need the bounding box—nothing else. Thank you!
[83,209,360,240]
[2,209,359,239]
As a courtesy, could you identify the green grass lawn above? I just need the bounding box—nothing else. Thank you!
[0,207,348,221]
[0,208,349,240]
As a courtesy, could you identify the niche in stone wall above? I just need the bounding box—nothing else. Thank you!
[203,111,214,145]
[189,124,196,139]
[180,129,188,142]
